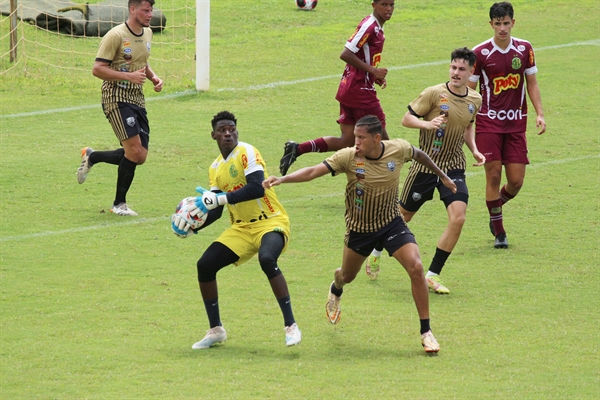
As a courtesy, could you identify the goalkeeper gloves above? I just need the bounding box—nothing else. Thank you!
[196,186,228,210]
[171,214,197,238]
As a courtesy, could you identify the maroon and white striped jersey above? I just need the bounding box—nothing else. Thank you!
[469,37,538,134]
[335,14,386,109]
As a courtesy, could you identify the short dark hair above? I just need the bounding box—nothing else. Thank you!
[490,2,514,20]
[451,47,476,67]
[211,111,237,130]
[355,115,382,136]
[129,0,155,7]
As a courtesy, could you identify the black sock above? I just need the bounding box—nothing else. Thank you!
[114,156,137,205]
[203,298,221,328]
[428,247,451,275]
[420,318,431,335]
[89,148,124,166]
[330,281,343,297]
[277,295,295,327]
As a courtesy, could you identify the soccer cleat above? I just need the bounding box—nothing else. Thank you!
[426,275,450,294]
[421,330,440,353]
[284,323,302,347]
[77,147,94,184]
[365,255,381,280]
[192,326,227,349]
[279,141,299,176]
[110,203,138,216]
[489,219,495,236]
[494,233,508,249]
[325,282,342,324]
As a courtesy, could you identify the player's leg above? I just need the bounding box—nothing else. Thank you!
[110,104,149,215]
[501,132,529,204]
[258,231,301,346]
[192,241,239,349]
[325,244,366,324]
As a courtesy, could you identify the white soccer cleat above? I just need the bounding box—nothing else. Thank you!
[421,330,440,353]
[325,281,342,324]
[77,147,94,184]
[192,326,227,349]
[284,323,302,347]
[110,203,138,216]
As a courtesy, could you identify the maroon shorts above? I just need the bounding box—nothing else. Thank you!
[337,103,386,129]
[475,132,529,165]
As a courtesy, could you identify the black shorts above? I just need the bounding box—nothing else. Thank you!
[103,102,150,149]
[345,217,417,257]
[400,169,469,212]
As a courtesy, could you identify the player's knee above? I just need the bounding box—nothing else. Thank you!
[197,260,218,283]
[449,213,466,228]
[405,260,424,280]
[259,255,282,280]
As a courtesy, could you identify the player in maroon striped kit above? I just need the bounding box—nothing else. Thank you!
[467,2,546,248]
[279,0,395,176]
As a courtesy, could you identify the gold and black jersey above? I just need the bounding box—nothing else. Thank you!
[408,83,482,173]
[324,139,414,233]
[95,23,153,111]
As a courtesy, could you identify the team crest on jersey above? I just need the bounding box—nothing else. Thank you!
[511,56,522,70]
[517,45,526,52]
[412,192,422,202]
[229,164,238,178]
[126,116,135,127]
[387,161,396,172]
[481,48,490,56]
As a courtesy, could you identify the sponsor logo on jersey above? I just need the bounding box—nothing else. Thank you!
[356,188,364,196]
[529,49,535,65]
[440,104,450,111]
[123,40,131,46]
[124,47,132,54]
[356,168,365,174]
[372,53,381,67]
[358,33,370,48]
[387,161,396,172]
[146,42,151,51]
[241,153,248,169]
[486,108,525,120]
[468,104,475,114]
[356,162,365,167]
[511,56,522,70]
[492,73,520,95]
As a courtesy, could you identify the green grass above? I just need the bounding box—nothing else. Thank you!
[1,0,599,398]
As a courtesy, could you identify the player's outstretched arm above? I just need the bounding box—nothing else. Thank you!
[263,163,330,189]
[412,148,457,193]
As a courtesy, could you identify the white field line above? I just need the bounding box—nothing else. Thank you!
[1,39,598,120]
[0,154,596,243]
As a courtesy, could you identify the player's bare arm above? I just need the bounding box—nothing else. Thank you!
[412,148,457,193]
[401,111,444,131]
[463,123,485,166]
[92,61,147,85]
[145,63,163,92]
[525,73,546,135]
[263,163,330,188]
[340,48,388,82]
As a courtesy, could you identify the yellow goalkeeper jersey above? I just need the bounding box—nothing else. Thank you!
[208,142,289,228]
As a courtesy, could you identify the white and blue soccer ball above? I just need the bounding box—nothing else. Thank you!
[296,0,318,11]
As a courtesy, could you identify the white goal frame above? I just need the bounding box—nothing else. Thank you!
[196,0,210,91]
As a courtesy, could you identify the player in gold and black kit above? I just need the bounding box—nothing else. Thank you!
[77,0,163,216]
[367,48,484,295]
[174,111,301,349]
[263,115,456,354]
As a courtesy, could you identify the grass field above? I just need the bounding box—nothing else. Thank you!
[1,0,599,398]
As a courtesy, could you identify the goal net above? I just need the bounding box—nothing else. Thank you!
[0,0,205,91]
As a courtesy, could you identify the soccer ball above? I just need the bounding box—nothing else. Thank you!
[172,197,208,237]
[296,0,317,11]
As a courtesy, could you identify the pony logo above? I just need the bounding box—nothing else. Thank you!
[493,73,520,95]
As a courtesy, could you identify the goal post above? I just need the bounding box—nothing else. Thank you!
[195,0,210,91]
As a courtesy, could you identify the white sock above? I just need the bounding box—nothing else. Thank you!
[426,271,438,277]
[371,249,383,258]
